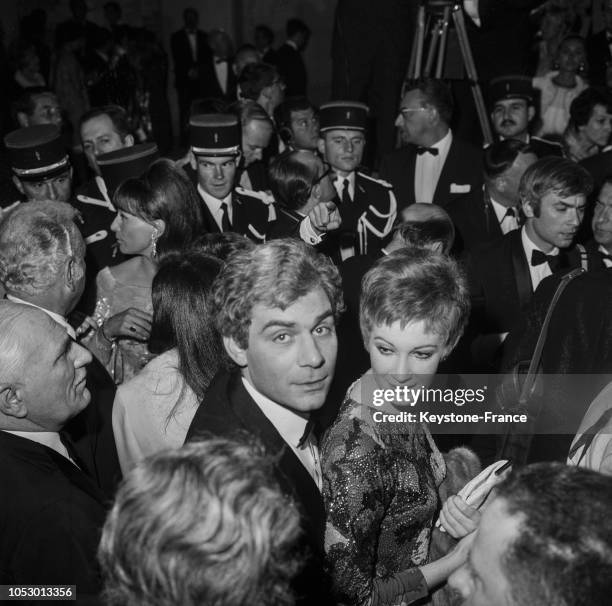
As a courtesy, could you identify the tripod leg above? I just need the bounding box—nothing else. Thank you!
[424,17,441,78]
[435,6,451,79]
[452,7,494,144]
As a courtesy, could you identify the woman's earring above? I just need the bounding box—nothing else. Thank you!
[151,228,159,258]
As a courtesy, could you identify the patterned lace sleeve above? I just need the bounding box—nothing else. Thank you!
[323,416,386,605]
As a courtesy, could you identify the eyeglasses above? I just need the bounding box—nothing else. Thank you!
[313,161,333,186]
[399,107,428,116]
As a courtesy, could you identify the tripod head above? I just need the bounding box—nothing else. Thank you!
[422,0,460,16]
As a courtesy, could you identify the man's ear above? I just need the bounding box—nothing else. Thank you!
[528,106,536,122]
[65,258,79,291]
[0,384,27,419]
[12,176,24,195]
[316,138,326,157]
[223,335,248,367]
[522,197,535,218]
[16,112,29,128]
[311,182,322,203]
[124,134,135,147]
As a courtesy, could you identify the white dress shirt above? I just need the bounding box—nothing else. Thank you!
[414,129,452,204]
[333,171,356,202]
[187,31,197,62]
[600,244,612,268]
[490,196,519,235]
[213,57,228,94]
[522,227,559,291]
[242,377,322,491]
[198,185,233,230]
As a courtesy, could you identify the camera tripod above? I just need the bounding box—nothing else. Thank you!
[405,0,493,144]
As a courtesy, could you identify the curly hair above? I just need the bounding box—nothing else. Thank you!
[0,201,84,297]
[213,238,344,349]
[359,247,469,351]
[99,436,304,606]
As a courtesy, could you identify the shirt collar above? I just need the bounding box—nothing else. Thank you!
[5,295,76,339]
[521,226,559,258]
[198,184,232,213]
[333,171,356,196]
[488,193,513,223]
[431,128,452,153]
[286,39,298,51]
[241,377,309,448]
[3,430,70,460]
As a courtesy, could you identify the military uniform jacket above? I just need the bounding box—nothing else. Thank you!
[334,171,397,256]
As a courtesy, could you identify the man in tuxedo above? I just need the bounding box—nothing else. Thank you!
[275,18,310,97]
[488,75,563,159]
[171,7,210,143]
[200,29,236,102]
[447,139,537,255]
[0,301,106,595]
[468,157,593,363]
[0,201,122,500]
[587,0,612,87]
[188,113,272,243]
[186,238,342,605]
[238,62,285,120]
[379,78,483,210]
[267,149,341,249]
[318,101,397,259]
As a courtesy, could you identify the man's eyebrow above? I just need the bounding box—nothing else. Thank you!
[260,309,334,333]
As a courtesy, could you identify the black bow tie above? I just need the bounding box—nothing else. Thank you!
[531,249,561,271]
[416,146,439,156]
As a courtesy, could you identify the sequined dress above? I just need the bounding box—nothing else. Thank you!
[88,266,154,384]
[321,379,446,606]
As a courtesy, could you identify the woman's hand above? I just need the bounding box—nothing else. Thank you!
[439,495,481,539]
[102,308,152,342]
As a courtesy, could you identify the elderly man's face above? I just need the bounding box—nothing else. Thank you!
[17,312,92,430]
[448,498,521,606]
[593,182,612,251]
[228,287,337,413]
[395,89,434,146]
[16,169,72,202]
[242,120,273,166]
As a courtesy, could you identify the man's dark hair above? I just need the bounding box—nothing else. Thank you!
[484,139,532,181]
[404,78,454,125]
[268,150,318,211]
[494,463,612,606]
[255,25,274,46]
[238,62,278,101]
[286,18,310,39]
[79,104,132,139]
[274,96,316,132]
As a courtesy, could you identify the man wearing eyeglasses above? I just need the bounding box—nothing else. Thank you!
[317,101,397,260]
[380,78,482,211]
[267,149,341,251]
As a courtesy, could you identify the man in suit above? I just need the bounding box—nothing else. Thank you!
[186,238,342,605]
[188,113,272,243]
[200,29,236,102]
[275,19,310,97]
[318,101,397,259]
[171,7,210,143]
[379,78,483,211]
[587,0,612,87]
[468,157,593,364]
[238,62,285,120]
[488,75,564,159]
[0,201,122,500]
[0,301,106,595]
[447,139,537,255]
[267,149,341,249]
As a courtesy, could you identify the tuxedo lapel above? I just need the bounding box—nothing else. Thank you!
[510,230,532,307]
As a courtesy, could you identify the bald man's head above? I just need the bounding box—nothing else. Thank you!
[0,302,92,431]
[390,203,455,254]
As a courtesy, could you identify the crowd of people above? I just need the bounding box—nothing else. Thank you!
[1,0,612,605]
